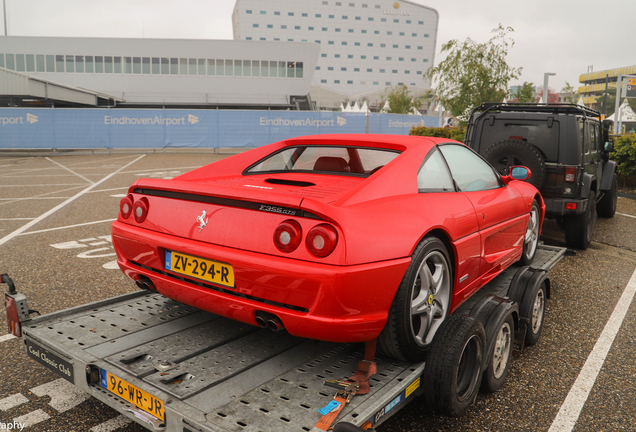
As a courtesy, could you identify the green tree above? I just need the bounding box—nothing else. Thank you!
[380,85,421,114]
[561,82,578,103]
[424,24,522,124]
[511,82,535,103]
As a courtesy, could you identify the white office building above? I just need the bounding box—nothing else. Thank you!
[232,0,439,109]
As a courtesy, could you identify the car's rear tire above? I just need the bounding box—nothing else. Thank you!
[423,314,485,417]
[378,236,452,361]
[520,200,540,265]
[483,139,546,190]
[564,191,596,249]
[480,313,514,393]
[597,174,617,218]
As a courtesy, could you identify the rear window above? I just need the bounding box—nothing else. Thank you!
[245,146,400,176]
[481,119,559,161]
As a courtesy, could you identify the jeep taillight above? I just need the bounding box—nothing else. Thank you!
[565,167,577,183]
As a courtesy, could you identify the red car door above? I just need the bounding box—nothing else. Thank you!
[439,144,527,290]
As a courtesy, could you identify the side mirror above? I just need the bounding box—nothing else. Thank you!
[604,141,614,152]
[502,166,532,184]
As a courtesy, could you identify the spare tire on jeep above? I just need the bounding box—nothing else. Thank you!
[483,139,547,190]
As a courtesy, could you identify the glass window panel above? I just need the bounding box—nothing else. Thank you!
[160,57,169,74]
[279,61,286,77]
[287,62,295,78]
[189,58,197,75]
[0,54,3,68]
[198,59,205,75]
[113,56,122,73]
[225,59,233,76]
[142,57,150,74]
[207,59,215,75]
[438,145,500,191]
[36,54,45,72]
[15,54,25,71]
[169,58,178,75]
[295,62,303,78]
[151,57,160,74]
[124,57,132,73]
[243,60,251,77]
[95,56,104,73]
[133,57,141,74]
[234,59,242,76]
[85,56,93,73]
[417,148,454,192]
[179,58,188,75]
[6,54,15,70]
[26,54,35,72]
[216,59,224,76]
[45,54,55,72]
[104,56,113,73]
[269,60,277,77]
[252,60,259,77]
[260,60,268,77]
[55,55,64,72]
[74,55,84,73]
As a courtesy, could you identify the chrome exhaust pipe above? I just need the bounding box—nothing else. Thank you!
[254,314,267,328]
[135,276,156,292]
[267,316,284,332]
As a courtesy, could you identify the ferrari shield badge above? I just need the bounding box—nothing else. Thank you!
[196,210,209,232]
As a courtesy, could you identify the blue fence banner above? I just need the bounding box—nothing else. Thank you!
[0,108,438,149]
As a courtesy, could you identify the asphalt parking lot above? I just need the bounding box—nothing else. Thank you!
[1,151,636,432]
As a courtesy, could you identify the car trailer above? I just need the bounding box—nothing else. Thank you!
[4,244,565,432]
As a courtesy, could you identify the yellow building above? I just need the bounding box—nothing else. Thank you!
[579,65,636,108]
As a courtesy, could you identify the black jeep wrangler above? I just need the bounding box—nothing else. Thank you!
[465,103,618,249]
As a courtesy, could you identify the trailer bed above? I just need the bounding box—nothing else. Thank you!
[17,244,565,432]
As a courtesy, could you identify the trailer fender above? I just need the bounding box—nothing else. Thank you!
[507,266,550,346]
[468,294,519,372]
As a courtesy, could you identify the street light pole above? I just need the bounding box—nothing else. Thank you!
[543,73,556,104]
[3,0,7,36]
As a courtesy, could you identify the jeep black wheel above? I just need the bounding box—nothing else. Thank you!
[378,236,452,361]
[423,314,485,417]
[564,191,596,249]
[483,139,546,190]
[597,173,617,218]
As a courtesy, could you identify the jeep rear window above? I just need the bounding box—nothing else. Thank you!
[481,120,559,161]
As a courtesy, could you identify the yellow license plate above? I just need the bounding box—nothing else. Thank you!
[100,370,164,421]
[165,250,235,288]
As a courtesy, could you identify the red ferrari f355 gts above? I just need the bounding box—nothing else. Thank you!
[112,134,543,361]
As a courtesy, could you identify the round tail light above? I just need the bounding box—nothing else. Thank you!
[306,224,338,258]
[133,197,149,223]
[120,195,134,219]
[274,220,302,253]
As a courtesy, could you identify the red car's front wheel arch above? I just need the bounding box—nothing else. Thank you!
[378,235,455,362]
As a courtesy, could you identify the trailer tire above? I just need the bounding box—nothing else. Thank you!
[481,313,514,393]
[423,314,485,417]
[520,280,547,346]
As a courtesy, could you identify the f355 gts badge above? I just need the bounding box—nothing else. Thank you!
[196,210,209,232]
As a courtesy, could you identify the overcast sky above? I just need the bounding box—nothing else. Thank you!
[2,0,633,91]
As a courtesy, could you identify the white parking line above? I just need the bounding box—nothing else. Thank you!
[0,393,29,411]
[19,219,116,236]
[0,334,17,343]
[31,378,89,413]
[0,185,85,208]
[616,212,636,219]
[90,415,133,432]
[0,155,144,247]
[549,266,636,431]
[45,157,96,184]
[14,409,50,427]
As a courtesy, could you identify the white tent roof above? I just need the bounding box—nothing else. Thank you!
[606,99,636,122]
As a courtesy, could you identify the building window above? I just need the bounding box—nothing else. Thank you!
[373,81,379,85]
[315,40,321,43]
[392,70,398,73]
[342,15,348,19]
[367,68,372,72]
[334,80,340,84]
[369,17,374,21]
[281,25,287,29]
[386,82,391,85]
[246,37,252,40]
[328,66,334,70]
[295,26,301,29]
[342,41,347,45]
[399,57,404,61]
[423,59,429,62]
[246,10,252,14]
[418,46,423,50]
[321,53,327,57]
[387,31,392,35]
[393,44,398,48]
[309,26,314,30]
[253,23,259,27]
[381,18,386,22]
[321,79,327,83]
[406,45,411,49]
[267,24,273,28]
[416,71,422,75]
[348,54,354,58]
[355,16,361,20]
[380,43,386,47]
[373,56,379,60]
[361,29,367,33]
[412,33,417,37]
[288,12,294,16]
[399,32,405,36]
[361,55,367,59]
[335,54,341,58]
[406,20,411,24]
[424,34,429,37]
[354,67,360,71]
[322,27,328,31]
[328,41,334,44]
[261,37,267,41]
[287,38,293,41]
[380,69,385,73]
[418,21,424,24]
[386,57,392,60]
[347,80,353,84]
[341,67,347,71]
[349,28,354,32]
[316,13,322,17]
[260,10,266,14]
[393,19,399,23]
[355,42,360,46]
[374,30,380,34]
[405,70,410,74]
[411,58,416,62]
[302,12,308,16]
[367,43,373,46]
[336,28,341,32]
[329,14,334,18]
[275,11,280,15]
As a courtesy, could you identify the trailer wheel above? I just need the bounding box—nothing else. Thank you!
[423,314,485,417]
[481,313,514,393]
[520,280,547,346]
